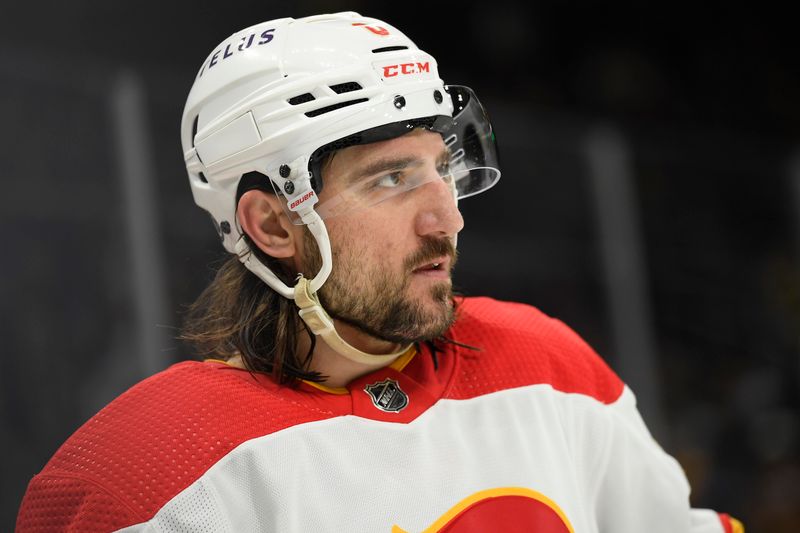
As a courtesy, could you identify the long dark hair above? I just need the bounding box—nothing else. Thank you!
[180,238,323,384]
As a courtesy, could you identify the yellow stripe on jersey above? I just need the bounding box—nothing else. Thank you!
[389,345,417,372]
[302,380,349,395]
[392,486,575,533]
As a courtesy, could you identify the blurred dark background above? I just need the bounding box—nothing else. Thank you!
[2,1,797,530]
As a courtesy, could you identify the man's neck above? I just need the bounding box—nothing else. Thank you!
[298,319,405,388]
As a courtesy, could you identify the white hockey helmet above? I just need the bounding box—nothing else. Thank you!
[180,11,500,301]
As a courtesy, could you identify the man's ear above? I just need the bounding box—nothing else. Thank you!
[237,190,297,259]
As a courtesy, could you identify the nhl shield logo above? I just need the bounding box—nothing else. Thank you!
[364,378,409,413]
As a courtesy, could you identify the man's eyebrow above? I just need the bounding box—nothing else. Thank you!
[347,156,421,184]
[347,149,453,183]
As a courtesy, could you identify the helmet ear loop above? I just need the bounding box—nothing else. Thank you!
[233,173,300,299]
[232,167,333,301]
[298,209,333,294]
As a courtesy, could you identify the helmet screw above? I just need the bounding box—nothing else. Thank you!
[284,180,295,195]
[393,95,406,109]
[433,90,443,104]
[279,164,291,177]
[220,221,231,234]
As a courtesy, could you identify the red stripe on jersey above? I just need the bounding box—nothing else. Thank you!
[718,513,745,533]
[719,513,733,533]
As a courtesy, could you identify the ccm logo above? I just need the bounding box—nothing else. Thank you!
[290,190,315,210]
[382,62,430,78]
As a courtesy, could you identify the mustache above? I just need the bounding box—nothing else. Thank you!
[404,237,457,271]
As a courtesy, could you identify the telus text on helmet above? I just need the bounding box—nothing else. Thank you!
[197,29,276,78]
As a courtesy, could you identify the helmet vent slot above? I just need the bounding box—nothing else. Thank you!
[305,98,368,118]
[372,46,408,53]
[288,93,316,105]
[329,82,363,94]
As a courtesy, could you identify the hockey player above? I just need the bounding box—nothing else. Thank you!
[18,12,743,532]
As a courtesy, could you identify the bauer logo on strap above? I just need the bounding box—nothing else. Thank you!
[364,379,408,413]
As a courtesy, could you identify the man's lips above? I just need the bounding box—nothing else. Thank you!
[411,256,452,278]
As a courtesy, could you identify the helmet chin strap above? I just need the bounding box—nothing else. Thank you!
[237,210,410,368]
[293,276,410,368]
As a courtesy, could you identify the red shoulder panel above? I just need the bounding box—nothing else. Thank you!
[446,297,624,404]
[17,362,337,531]
[16,475,138,533]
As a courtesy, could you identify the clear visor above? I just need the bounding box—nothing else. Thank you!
[314,165,499,220]
[274,85,500,223]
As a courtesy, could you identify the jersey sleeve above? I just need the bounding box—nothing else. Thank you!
[589,385,743,533]
[16,473,140,532]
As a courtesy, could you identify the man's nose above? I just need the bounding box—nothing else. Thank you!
[414,176,465,238]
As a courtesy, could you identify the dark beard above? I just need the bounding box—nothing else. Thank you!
[303,231,457,344]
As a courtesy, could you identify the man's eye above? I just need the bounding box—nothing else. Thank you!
[373,172,403,189]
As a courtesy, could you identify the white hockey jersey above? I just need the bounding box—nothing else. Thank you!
[17,297,742,532]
